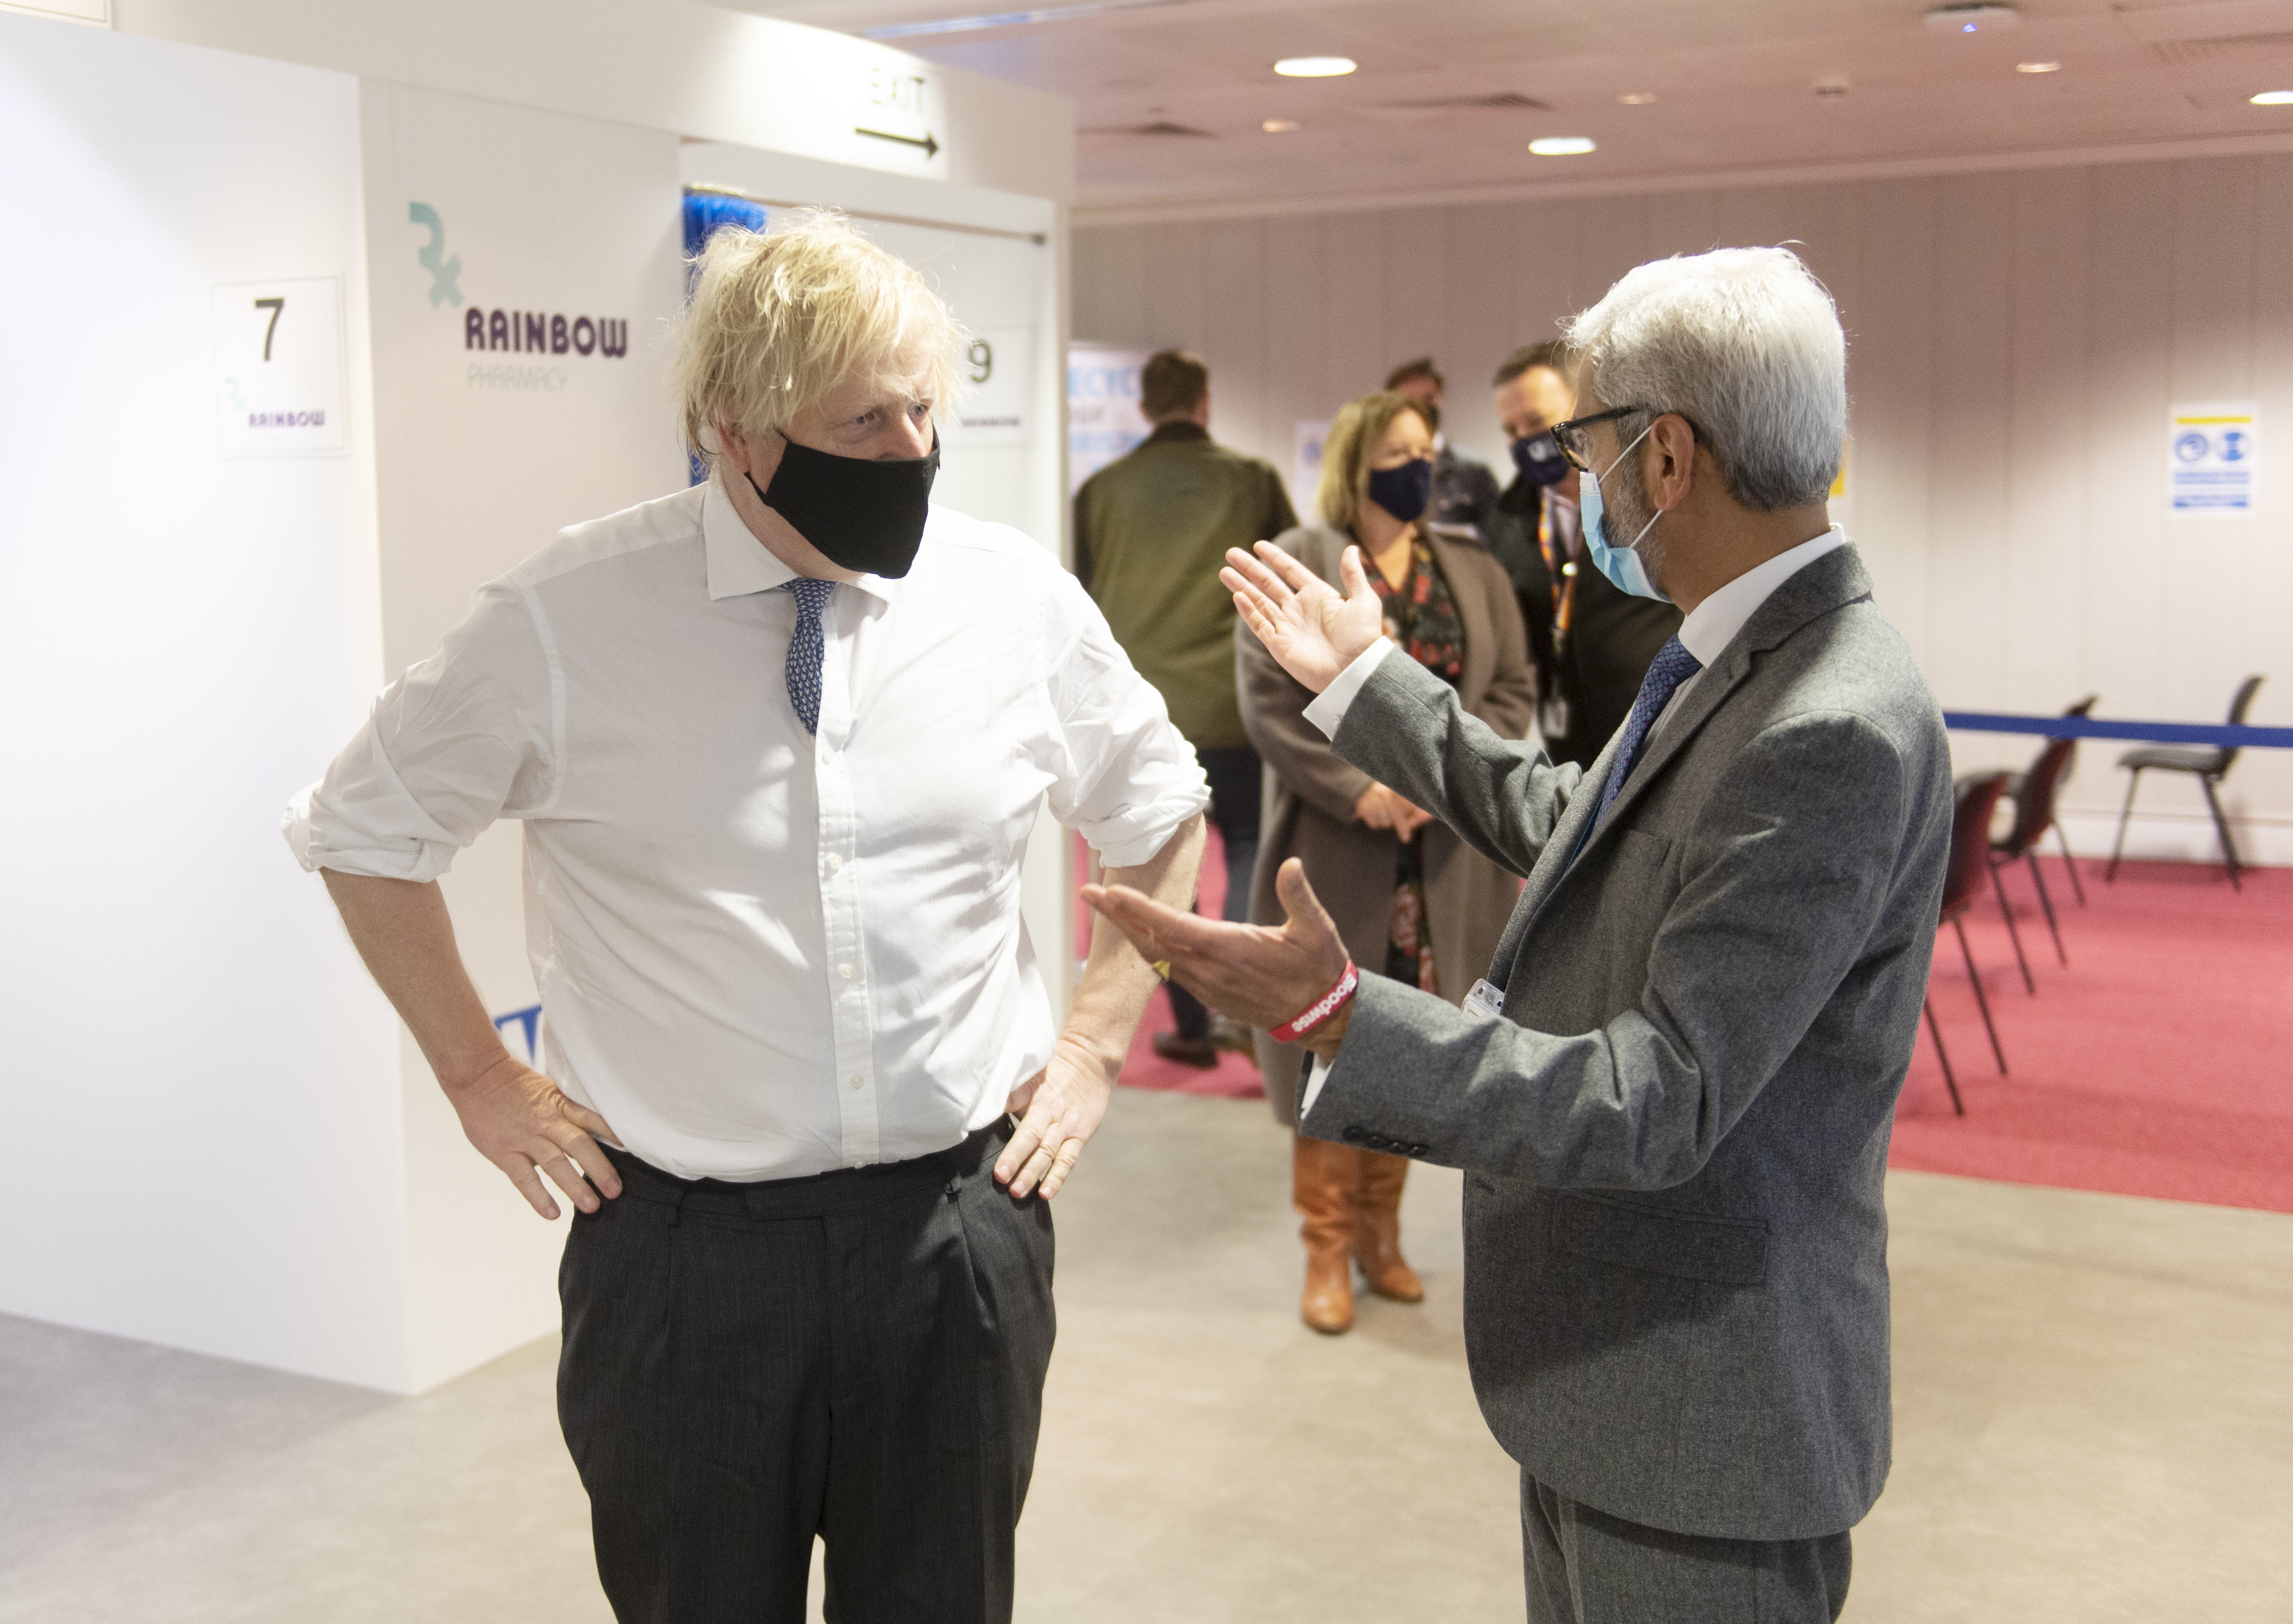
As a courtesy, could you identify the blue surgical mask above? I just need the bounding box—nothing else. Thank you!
[1366,456,1434,525]
[1579,421,1669,602]
[1509,431,1569,488]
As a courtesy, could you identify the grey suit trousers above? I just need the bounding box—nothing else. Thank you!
[1522,1475,1850,1624]
[560,1120,1055,1624]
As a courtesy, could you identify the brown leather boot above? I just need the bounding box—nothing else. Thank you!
[1293,1134,1358,1334]
[1351,1150,1424,1303]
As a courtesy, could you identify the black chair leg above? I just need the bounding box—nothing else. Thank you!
[2027,852,2066,966]
[1924,995,1964,1116]
[2200,776,2243,892]
[1990,859,2037,994]
[2055,823,2087,907]
[2106,767,2141,883]
[1954,916,2008,1074]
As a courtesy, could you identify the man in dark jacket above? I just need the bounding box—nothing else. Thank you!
[1075,349,1298,1065]
[1485,343,1682,767]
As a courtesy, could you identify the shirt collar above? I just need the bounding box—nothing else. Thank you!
[1676,526,1847,667]
[701,474,902,605]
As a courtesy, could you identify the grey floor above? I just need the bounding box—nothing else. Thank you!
[4,1088,2288,1622]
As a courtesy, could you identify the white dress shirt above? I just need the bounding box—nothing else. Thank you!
[1293,526,1848,1117]
[286,480,1208,1181]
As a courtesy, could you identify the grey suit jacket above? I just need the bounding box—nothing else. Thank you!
[1304,544,1951,1542]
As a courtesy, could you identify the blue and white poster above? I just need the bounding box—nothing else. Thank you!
[2168,402,2257,519]
[1067,345,1151,492]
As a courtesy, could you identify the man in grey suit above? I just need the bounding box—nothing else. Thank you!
[1086,247,1953,1622]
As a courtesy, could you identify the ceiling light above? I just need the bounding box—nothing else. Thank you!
[1814,76,1851,98]
[1924,4,2019,33]
[1528,136,1596,156]
[1274,56,1355,77]
[1262,118,1300,133]
[2253,89,2293,105]
[1618,91,1657,105]
[2016,60,2061,73]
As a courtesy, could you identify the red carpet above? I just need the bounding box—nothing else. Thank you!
[1089,828,2292,1209]
[1894,855,2293,1214]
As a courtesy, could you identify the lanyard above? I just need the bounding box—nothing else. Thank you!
[1537,496,1576,646]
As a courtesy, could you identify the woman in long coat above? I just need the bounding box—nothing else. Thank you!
[1239,390,1537,1334]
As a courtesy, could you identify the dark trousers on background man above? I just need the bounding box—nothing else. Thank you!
[1168,743,1263,1042]
[561,1122,1055,1624]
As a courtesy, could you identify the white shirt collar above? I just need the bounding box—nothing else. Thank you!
[701,474,901,605]
[1676,526,1847,667]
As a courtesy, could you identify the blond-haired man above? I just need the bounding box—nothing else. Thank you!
[286,213,1207,1622]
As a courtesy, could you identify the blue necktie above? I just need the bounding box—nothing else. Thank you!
[782,578,834,736]
[1593,634,1704,827]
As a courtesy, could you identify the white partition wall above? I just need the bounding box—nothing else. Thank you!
[0,15,409,1386]
[0,9,1074,1393]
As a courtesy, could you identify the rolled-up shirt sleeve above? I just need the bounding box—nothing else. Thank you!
[1039,573,1210,869]
[283,579,557,881]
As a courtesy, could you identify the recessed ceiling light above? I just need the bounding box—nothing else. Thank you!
[1262,118,1301,133]
[1618,91,1657,106]
[1529,136,1596,156]
[1274,56,1355,78]
[2016,60,2061,73]
[2253,89,2293,105]
[1924,3,2018,33]
[1814,76,1851,98]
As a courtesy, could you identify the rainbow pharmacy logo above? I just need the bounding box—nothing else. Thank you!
[409,201,628,359]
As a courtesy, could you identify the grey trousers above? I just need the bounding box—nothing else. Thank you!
[559,1121,1055,1624]
[1522,1474,1852,1624]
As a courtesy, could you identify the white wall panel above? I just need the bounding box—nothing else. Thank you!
[1076,157,2293,860]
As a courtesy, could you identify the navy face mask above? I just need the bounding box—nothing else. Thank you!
[1365,457,1434,524]
[1510,431,1569,488]
[747,431,939,579]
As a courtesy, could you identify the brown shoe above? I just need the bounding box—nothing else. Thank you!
[1294,1134,1357,1334]
[1351,1150,1424,1303]
[1152,1031,1219,1069]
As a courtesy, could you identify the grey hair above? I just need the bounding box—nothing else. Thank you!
[1563,247,1845,511]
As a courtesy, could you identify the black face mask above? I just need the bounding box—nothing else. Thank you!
[747,432,939,579]
[1510,431,1569,488]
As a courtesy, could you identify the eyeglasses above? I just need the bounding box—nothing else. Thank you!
[1549,405,1706,472]
[1548,406,1650,472]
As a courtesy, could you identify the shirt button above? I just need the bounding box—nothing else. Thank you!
[839,963,854,980]
[849,1074,865,1090]
[826,853,844,873]
[820,745,833,764]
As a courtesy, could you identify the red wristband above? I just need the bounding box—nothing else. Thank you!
[1270,960,1359,1045]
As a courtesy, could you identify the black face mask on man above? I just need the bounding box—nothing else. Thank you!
[1509,430,1570,488]
[746,431,940,579]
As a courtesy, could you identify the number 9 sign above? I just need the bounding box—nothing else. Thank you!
[967,338,994,384]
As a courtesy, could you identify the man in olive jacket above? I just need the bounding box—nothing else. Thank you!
[1075,349,1297,1065]
[1087,250,1952,1623]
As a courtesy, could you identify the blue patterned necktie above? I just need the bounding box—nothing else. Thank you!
[782,578,834,736]
[1593,634,1704,827]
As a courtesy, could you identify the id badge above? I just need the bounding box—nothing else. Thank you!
[1464,978,1506,1021]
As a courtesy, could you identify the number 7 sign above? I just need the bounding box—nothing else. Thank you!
[213,276,348,457]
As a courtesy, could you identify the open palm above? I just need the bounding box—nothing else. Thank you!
[1221,540,1385,694]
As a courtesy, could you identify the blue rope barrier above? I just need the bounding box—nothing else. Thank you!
[1943,711,2293,749]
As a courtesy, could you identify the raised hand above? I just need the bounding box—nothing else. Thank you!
[1222,540,1385,694]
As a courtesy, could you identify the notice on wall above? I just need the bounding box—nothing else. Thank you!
[1291,419,1332,519]
[213,276,348,457]
[2168,402,2258,519]
[1068,345,1152,492]
[948,325,1035,446]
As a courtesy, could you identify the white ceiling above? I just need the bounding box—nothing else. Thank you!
[726,0,2293,218]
